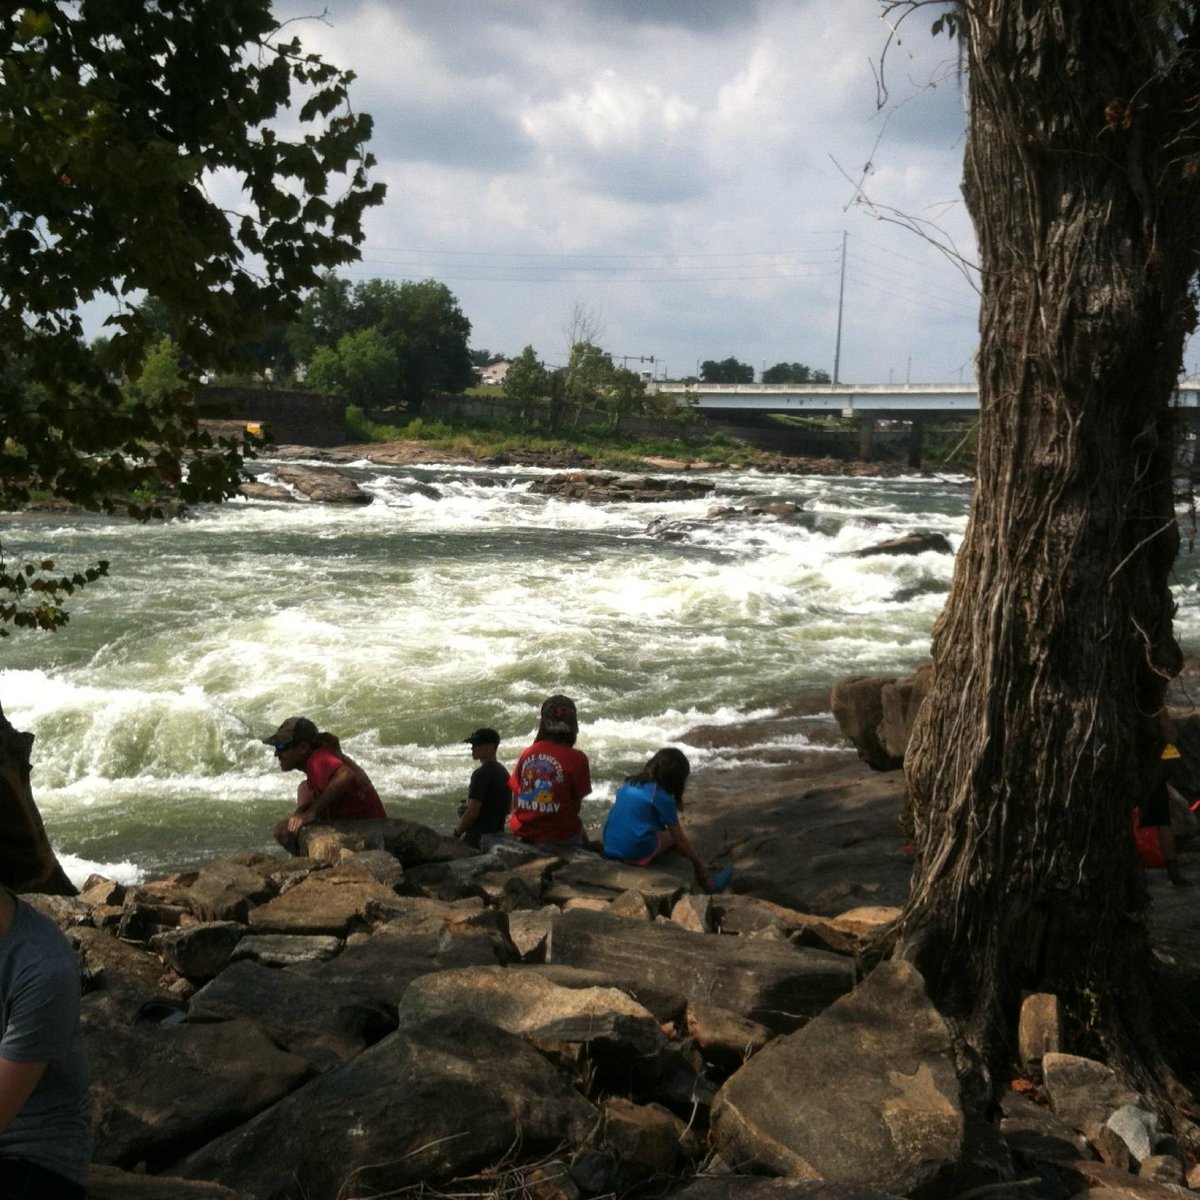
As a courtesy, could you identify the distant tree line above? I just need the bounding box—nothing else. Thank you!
[699,358,830,384]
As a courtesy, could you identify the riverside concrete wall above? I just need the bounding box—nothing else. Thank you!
[196,386,345,447]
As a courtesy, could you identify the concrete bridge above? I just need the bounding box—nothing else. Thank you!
[652,380,1200,414]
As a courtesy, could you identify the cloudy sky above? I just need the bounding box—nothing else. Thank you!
[272,0,979,384]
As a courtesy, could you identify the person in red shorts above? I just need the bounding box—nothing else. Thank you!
[262,716,387,854]
[509,695,592,846]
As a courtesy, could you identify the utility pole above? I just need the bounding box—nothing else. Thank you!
[832,230,847,385]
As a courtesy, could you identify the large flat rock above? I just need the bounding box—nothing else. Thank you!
[547,907,855,1033]
[711,960,962,1194]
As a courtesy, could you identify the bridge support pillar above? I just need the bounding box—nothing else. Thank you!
[908,417,925,470]
[858,418,875,462]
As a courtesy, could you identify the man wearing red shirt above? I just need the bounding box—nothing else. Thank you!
[262,716,386,853]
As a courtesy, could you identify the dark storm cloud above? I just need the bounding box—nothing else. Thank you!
[574,0,764,32]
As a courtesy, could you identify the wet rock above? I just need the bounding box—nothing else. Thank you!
[176,1018,598,1200]
[547,907,855,1034]
[711,960,962,1194]
[237,480,296,502]
[529,470,713,504]
[273,464,371,504]
[848,532,953,558]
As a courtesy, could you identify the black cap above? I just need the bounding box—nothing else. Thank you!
[464,727,500,746]
[262,716,319,747]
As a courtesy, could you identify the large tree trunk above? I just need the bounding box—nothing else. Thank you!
[0,703,76,895]
[897,1,1200,1103]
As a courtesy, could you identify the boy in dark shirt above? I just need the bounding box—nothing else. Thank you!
[452,728,509,848]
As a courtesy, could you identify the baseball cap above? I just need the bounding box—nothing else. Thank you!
[464,727,501,746]
[261,716,319,747]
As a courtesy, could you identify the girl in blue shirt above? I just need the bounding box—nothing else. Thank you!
[602,748,730,893]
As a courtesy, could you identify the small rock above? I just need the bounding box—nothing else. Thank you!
[670,893,712,932]
[1138,1154,1185,1185]
[1106,1103,1159,1165]
[1018,992,1062,1073]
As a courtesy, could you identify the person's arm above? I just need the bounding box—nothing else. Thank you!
[666,822,716,891]
[287,763,355,831]
[0,1058,47,1134]
[452,799,482,839]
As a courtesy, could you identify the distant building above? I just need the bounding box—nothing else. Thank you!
[478,360,512,386]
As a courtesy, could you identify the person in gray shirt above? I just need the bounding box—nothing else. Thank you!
[0,844,92,1197]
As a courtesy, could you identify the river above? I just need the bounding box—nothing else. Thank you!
[3,457,1198,884]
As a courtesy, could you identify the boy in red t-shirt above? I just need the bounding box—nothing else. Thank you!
[262,716,387,854]
[509,695,592,845]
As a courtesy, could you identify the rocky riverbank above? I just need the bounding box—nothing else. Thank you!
[32,681,1200,1200]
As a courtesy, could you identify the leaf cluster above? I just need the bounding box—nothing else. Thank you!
[0,547,108,635]
[0,2,383,632]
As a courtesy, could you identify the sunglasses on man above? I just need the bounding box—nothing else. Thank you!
[273,742,293,755]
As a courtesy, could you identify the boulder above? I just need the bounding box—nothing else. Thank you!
[1041,1053,1143,1133]
[273,464,371,504]
[1105,1104,1160,1165]
[848,532,953,558]
[246,862,404,936]
[547,908,855,1033]
[601,1096,698,1184]
[73,926,182,1008]
[176,1018,598,1200]
[529,471,713,504]
[396,965,666,1057]
[85,1008,311,1168]
[187,959,396,1061]
[686,1002,773,1073]
[670,892,712,932]
[710,960,963,1194]
[185,860,277,923]
[830,664,933,771]
[152,922,244,982]
[230,934,344,968]
[237,480,296,503]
